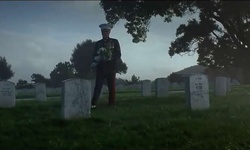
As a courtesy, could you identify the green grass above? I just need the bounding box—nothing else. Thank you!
[16,88,186,99]
[16,93,61,99]
[1,88,250,149]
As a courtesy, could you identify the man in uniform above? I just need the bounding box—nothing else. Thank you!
[90,23,122,108]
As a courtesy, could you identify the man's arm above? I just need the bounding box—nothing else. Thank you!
[90,41,100,68]
[114,39,121,60]
[93,41,99,58]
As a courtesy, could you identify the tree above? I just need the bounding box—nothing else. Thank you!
[70,39,128,79]
[100,1,250,83]
[70,39,95,79]
[0,56,14,80]
[131,74,140,83]
[126,74,140,85]
[31,73,47,84]
[167,73,183,84]
[50,61,74,87]
[100,0,195,43]
[116,59,128,75]
[169,1,250,83]
[16,79,33,89]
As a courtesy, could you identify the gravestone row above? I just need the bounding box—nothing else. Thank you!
[141,75,232,110]
[141,78,169,97]
[0,81,48,108]
[0,75,231,119]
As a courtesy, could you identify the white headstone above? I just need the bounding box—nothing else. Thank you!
[0,81,15,108]
[231,79,240,86]
[62,78,91,119]
[215,77,227,96]
[35,83,46,101]
[141,80,151,96]
[186,74,210,110]
[155,78,169,97]
[226,77,231,92]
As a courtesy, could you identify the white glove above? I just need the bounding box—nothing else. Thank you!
[94,56,102,62]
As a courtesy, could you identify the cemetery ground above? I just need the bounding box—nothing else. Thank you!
[1,86,250,149]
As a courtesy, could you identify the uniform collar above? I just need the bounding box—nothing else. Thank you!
[102,37,110,42]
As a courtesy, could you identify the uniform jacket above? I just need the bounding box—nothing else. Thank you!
[93,38,121,73]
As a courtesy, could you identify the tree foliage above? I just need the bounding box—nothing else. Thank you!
[167,73,183,84]
[50,61,74,87]
[31,73,48,84]
[70,39,128,79]
[16,79,33,89]
[116,59,128,75]
[0,56,14,80]
[100,0,250,83]
[126,74,140,85]
[100,0,195,43]
[70,39,95,79]
[170,1,250,67]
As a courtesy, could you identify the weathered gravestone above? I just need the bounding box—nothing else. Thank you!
[35,83,46,101]
[185,74,210,110]
[215,77,227,96]
[141,80,151,96]
[155,78,169,97]
[62,78,91,119]
[231,79,240,86]
[226,77,231,93]
[0,81,15,108]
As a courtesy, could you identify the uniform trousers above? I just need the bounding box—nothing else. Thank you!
[91,64,116,105]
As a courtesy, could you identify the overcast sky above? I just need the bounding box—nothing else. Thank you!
[0,1,198,83]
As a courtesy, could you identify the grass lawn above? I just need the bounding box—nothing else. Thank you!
[16,93,61,99]
[1,88,250,149]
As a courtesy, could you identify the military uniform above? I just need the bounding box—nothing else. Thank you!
[91,24,121,107]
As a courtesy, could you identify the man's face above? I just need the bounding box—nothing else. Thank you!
[101,29,110,39]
